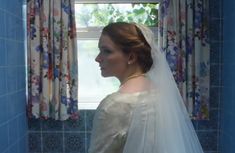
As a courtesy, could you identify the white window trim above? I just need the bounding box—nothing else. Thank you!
[76,27,157,40]
[77,27,103,40]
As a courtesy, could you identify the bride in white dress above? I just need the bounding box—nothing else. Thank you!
[88,22,205,153]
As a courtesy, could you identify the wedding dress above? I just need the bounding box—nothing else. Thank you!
[88,24,204,153]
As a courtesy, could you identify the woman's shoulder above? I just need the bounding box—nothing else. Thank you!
[97,91,144,115]
[99,89,158,111]
[103,90,153,104]
[95,89,158,122]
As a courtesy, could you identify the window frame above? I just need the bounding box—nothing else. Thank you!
[75,0,159,109]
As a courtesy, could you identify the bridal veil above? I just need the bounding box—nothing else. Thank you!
[122,24,204,153]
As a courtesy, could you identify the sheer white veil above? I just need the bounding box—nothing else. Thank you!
[122,24,204,153]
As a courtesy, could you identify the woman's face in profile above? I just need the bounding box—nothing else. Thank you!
[96,34,129,78]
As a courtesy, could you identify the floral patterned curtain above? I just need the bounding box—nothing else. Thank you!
[27,0,78,120]
[158,0,210,120]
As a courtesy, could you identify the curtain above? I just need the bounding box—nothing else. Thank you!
[158,0,210,120]
[27,0,78,120]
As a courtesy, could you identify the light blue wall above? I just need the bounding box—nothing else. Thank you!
[0,0,28,153]
[220,0,235,153]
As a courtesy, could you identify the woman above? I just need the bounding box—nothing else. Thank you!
[88,22,204,153]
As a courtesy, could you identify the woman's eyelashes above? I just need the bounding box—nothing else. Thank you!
[100,48,112,55]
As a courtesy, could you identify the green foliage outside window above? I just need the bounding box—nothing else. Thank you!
[75,3,158,27]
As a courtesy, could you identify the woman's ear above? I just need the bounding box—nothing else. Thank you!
[127,52,137,65]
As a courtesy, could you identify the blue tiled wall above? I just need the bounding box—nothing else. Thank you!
[220,0,235,153]
[194,0,223,153]
[0,0,28,153]
[27,1,223,153]
[28,111,94,153]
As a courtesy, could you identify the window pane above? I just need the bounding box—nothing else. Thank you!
[77,40,119,109]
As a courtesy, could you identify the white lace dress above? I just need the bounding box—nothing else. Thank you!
[88,90,157,153]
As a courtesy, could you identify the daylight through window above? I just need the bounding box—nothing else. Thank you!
[75,2,159,109]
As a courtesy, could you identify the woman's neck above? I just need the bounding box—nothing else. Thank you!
[120,73,146,87]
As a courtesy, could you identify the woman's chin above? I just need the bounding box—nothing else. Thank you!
[101,71,111,77]
[101,73,109,77]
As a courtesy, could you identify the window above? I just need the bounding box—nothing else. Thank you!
[75,1,159,109]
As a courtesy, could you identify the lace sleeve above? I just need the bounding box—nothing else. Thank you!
[88,97,132,153]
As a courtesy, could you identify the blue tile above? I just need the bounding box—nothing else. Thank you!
[17,67,26,90]
[64,132,85,153]
[42,132,63,152]
[224,22,235,42]
[21,90,27,112]
[230,136,235,151]
[229,120,235,138]
[222,65,229,87]
[209,86,220,109]
[220,132,233,153]
[8,143,18,153]
[17,43,26,65]
[15,92,22,115]
[210,64,220,86]
[223,42,235,64]
[0,67,7,95]
[86,110,95,131]
[0,39,6,66]
[28,132,42,152]
[14,0,23,19]
[224,1,235,21]
[223,64,235,87]
[220,110,226,132]
[0,11,6,38]
[210,42,221,64]
[64,110,85,131]
[18,113,27,138]
[15,19,24,41]
[0,96,8,124]
[28,118,41,131]
[41,119,63,131]
[14,42,21,65]
[225,113,235,137]
[5,15,16,40]
[2,148,10,153]
[0,1,7,10]
[15,90,26,115]
[222,113,234,135]
[197,131,218,151]
[8,118,19,145]
[191,119,198,130]
[86,132,91,153]
[6,67,17,92]
[19,43,25,65]
[209,0,222,18]
[6,41,17,66]
[198,109,219,130]
[0,124,9,152]
[7,93,18,119]
[210,19,222,41]
[18,135,28,153]
[224,87,235,112]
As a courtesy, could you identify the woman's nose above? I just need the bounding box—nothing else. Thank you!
[95,54,101,63]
